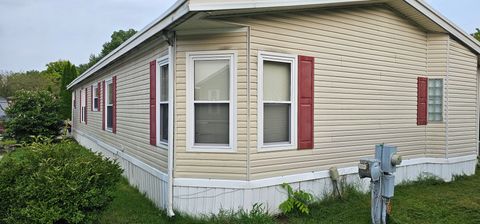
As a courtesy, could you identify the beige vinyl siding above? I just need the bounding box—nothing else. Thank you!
[72,37,170,173]
[447,38,478,157]
[174,32,249,179]
[426,33,448,157]
[229,5,431,179]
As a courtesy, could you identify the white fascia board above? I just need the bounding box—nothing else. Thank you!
[404,0,480,55]
[188,0,383,11]
[67,0,189,90]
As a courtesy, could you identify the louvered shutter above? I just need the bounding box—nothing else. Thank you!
[417,77,428,125]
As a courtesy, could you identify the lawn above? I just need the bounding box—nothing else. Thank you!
[101,166,480,224]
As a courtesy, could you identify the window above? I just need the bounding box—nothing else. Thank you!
[187,51,236,151]
[92,85,99,111]
[428,79,443,122]
[105,79,113,131]
[80,88,86,123]
[258,52,297,150]
[157,57,170,145]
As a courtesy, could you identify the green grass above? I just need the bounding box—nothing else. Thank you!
[101,168,480,223]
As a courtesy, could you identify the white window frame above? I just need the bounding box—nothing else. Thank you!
[156,54,173,149]
[92,84,99,111]
[258,51,298,152]
[80,88,86,123]
[427,77,445,123]
[186,51,237,152]
[104,78,113,132]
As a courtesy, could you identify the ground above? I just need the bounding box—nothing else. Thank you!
[100,166,480,224]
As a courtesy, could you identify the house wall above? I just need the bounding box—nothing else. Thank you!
[235,5,433,180]
[426,33,448,158]
[72,36,170,173]
[174,32,249,180]
[447,38,478,157]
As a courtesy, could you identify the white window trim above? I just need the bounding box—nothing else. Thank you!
[104,78,113,132]
[427,77,445,123]
[80,88,86,123]
[186,51,237,153]
[156,54,173,149]
[92,84,99,111]
[257,51,298,152]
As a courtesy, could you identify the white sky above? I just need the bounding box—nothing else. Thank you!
[0,0,478,72]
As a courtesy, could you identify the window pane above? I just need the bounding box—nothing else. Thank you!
[94,99,99,109]
[264,61,290,101]
[428,79,443,121]
[195,103,229,144]
[194,60,229,101]
[107,106,113,129]
[107,83,113,105]
[160,104,168,142]
[264,103,290,143]
[160,65,169,101]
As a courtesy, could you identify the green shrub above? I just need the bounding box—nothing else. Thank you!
[279,183,314,215]
[0,141,122,224]
[4,90,63,142]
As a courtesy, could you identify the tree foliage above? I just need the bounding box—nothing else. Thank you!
[4,90,63,142]
[77,29,137,74]
[474,28,480,42]
[0,70,59,98]
[46,60,78,119]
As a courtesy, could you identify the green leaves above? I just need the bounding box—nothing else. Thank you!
[0,141,122,224]
[279,183,314,215]
[4,90,63,142]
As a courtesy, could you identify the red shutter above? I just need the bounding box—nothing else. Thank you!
[112,76,117,134]
[417,77,428,125]
[149,60,157,145]
[97,82,101,112]
[85,88,88,125]
[102,81,106,130]
[298,55,315,149]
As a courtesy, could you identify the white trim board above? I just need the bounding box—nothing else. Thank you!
[74,129,169,182]
[174,155,477,189]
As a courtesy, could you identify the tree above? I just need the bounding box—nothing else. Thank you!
[4,90,63,142]
[45,60,78,120]
[474,28,480,42]
[0,70,58,98]
[77,29,137,74]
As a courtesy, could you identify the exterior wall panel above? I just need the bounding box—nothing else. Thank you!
[72,37,170,173]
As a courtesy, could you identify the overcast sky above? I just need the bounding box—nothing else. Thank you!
[0,0,478,72]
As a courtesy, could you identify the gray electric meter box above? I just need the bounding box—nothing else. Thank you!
[375,144,401,173]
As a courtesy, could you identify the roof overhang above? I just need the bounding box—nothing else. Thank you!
[67,0,480,89]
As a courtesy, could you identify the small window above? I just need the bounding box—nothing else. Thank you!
[80,89,86,123]
[187,52,236,151]
[258,52,297,150]
[159,61,169,144]
[92,85,99,111]
[428,79,443,122]
[105,80,113,131]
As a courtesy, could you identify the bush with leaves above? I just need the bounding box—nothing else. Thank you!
[279,183,314,215]
[4,90,63,142]
[0,140,122,223]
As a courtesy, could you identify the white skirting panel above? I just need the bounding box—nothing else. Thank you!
[173,155,477,216]
[73,130,169,210]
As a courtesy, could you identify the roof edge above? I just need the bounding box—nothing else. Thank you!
[67,0,189,89]
[404,0,480,54]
